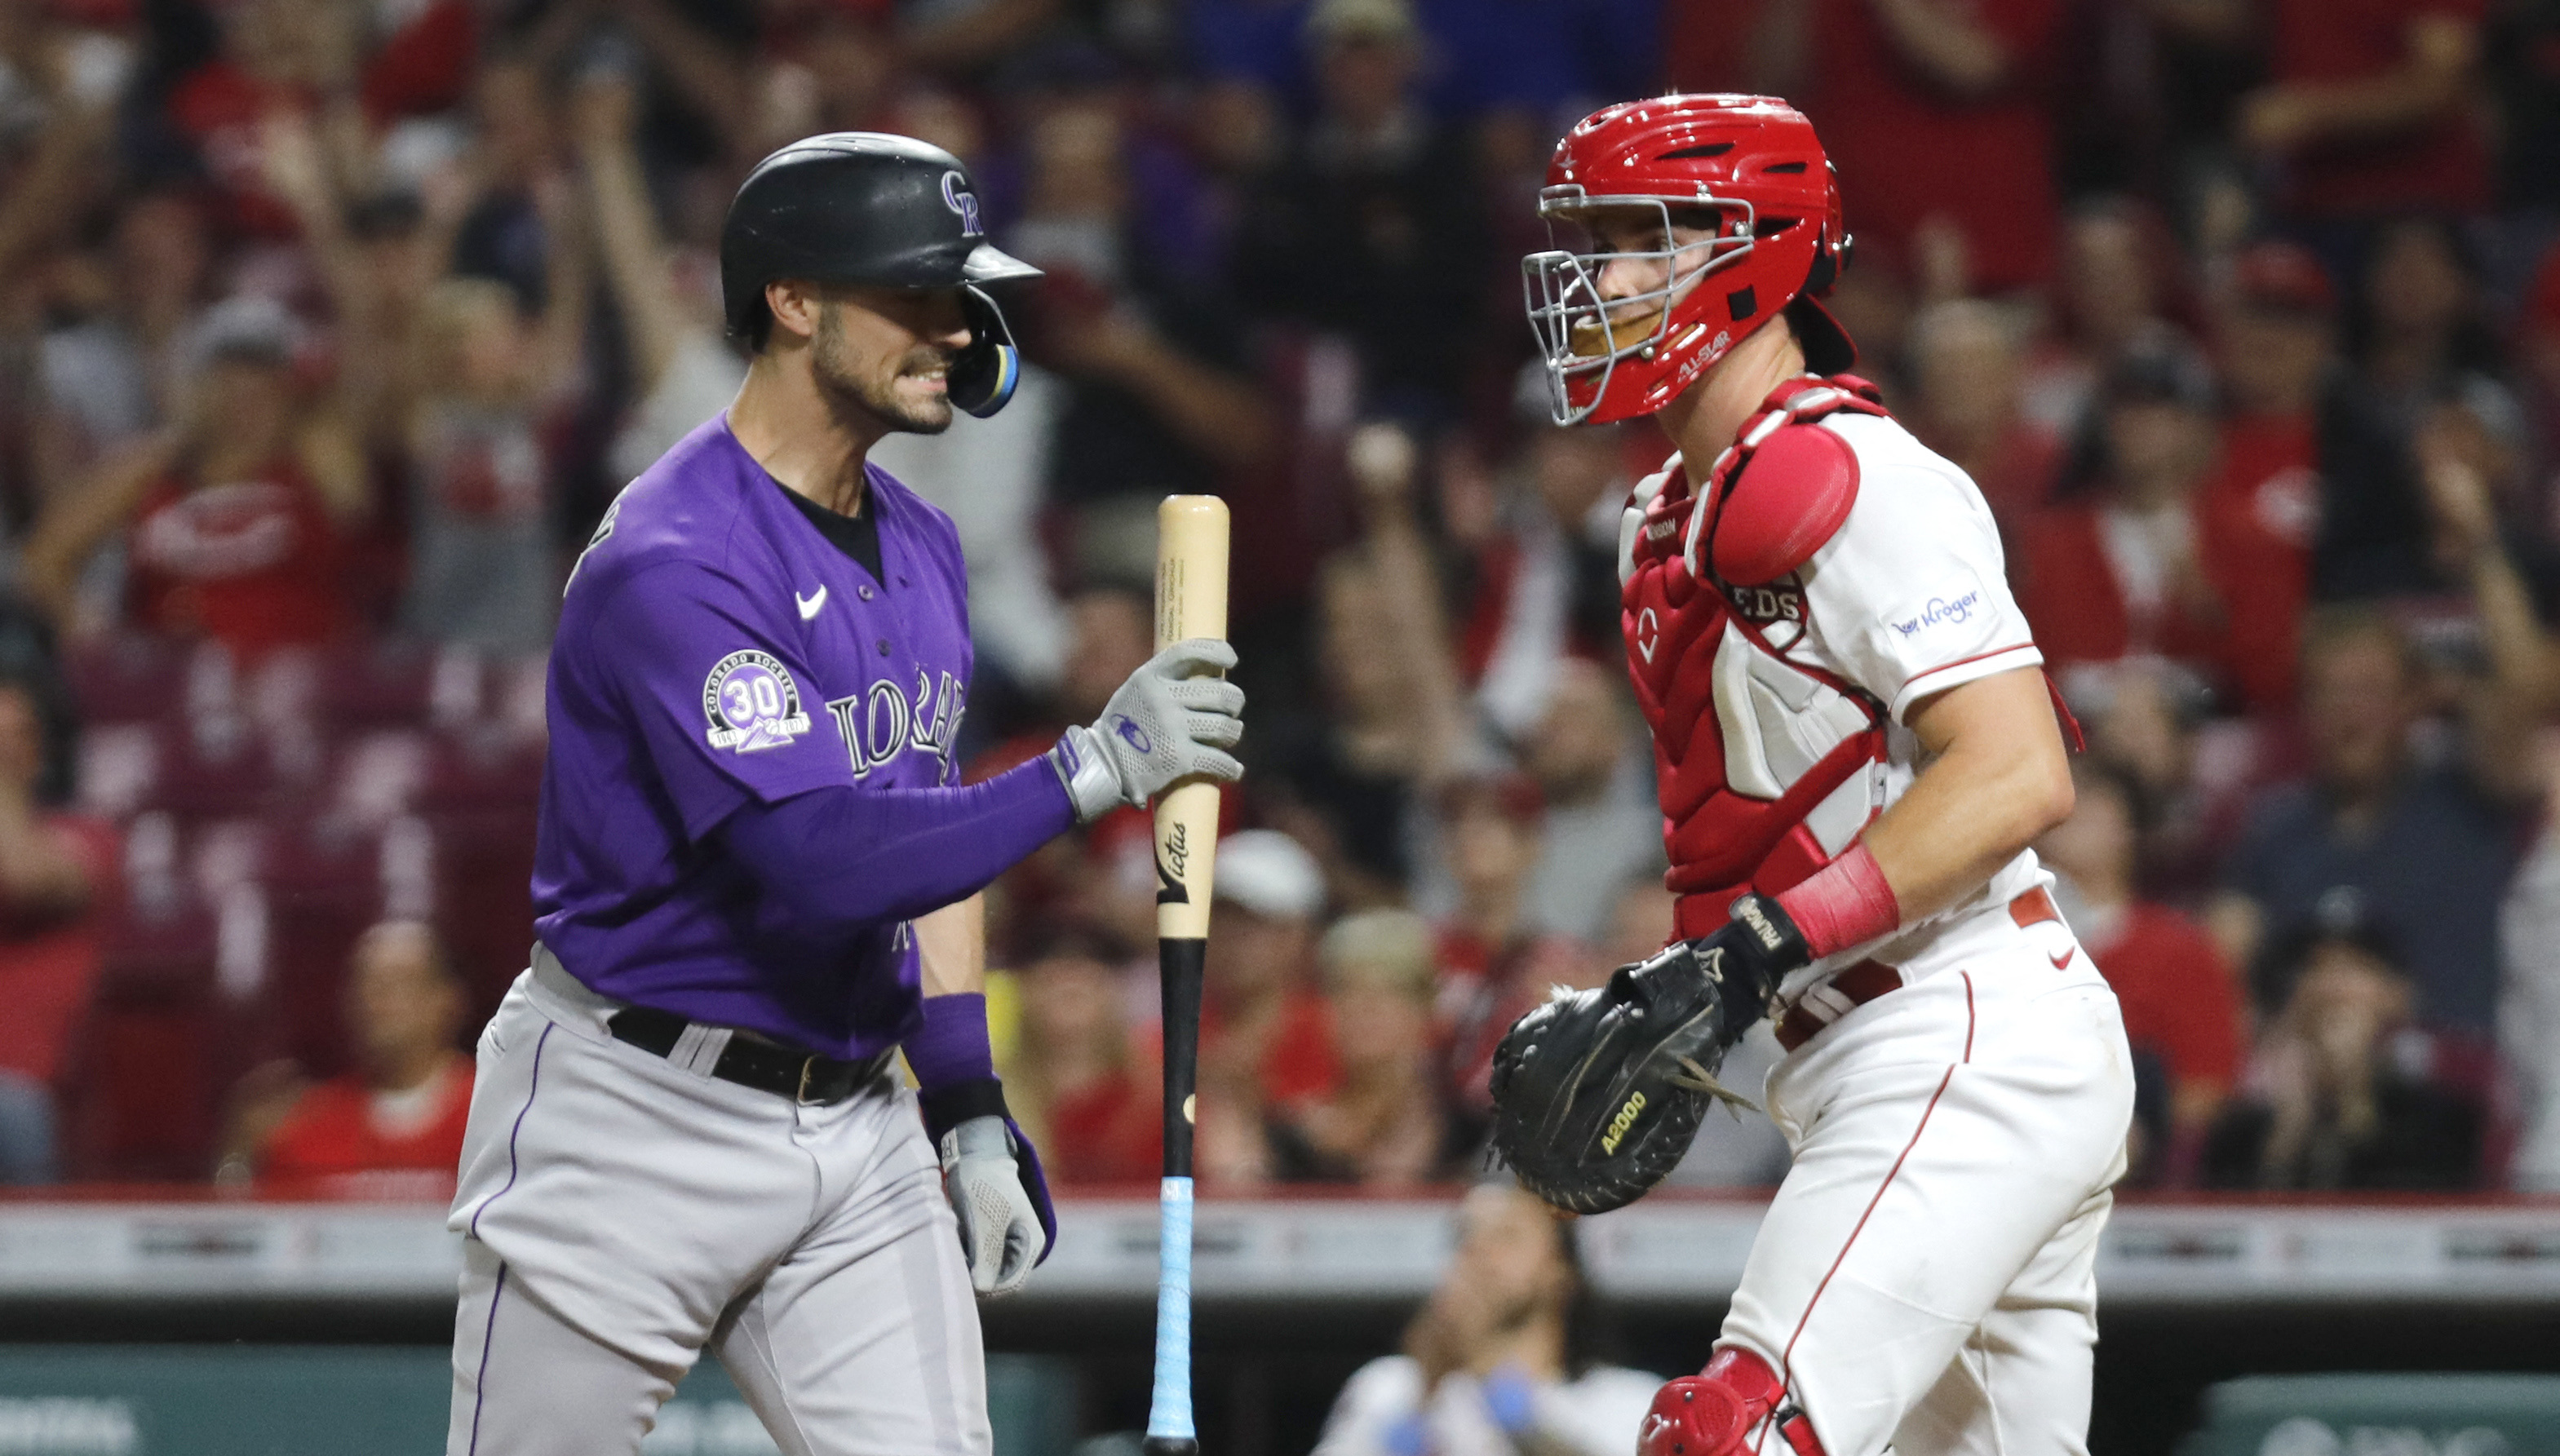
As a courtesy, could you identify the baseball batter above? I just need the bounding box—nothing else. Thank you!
[1487,96,2136,1456]
[444,134,1246,1456]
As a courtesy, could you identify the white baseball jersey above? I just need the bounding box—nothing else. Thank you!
[1621,387,2135,1456]
[1627,405,2051,1000]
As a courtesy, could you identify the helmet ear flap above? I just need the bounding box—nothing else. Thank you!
[949,285,1021,418]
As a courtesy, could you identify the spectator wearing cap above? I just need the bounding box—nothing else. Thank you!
[23,296,368,653]
[1007,925,1160,1185]
[2016,339,2231,694]
[2196,241,2335,711]
[1269,908,1469,1184]
[2037,759,2239,1185]
[2202,916,2484,1190]
[1187,829,1340,1167]
[2211,608,2525,1035]
[1228,0,1490,418]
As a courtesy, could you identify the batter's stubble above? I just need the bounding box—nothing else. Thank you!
[813,300,955,438]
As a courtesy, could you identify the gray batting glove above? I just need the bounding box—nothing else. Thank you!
[940,1116,1046,1296]
[1048,638,1244,823]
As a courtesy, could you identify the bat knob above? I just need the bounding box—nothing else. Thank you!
[1143,1441,1200,1456]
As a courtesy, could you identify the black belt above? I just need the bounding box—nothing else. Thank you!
[606,1006,892,1105]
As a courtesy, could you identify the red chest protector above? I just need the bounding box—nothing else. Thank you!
[1621,375,1894,942]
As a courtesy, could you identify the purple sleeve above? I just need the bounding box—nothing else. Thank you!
[715,757,1076,934]
[586,561,856,840]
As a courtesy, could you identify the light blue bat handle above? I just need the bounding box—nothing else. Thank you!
[1145,1176,1195,1445]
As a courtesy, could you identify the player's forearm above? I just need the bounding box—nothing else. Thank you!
[916,893,986,997]
[719,761,1074,938]
[1857,669,2074,927]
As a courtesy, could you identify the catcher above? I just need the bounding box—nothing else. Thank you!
[1490,96,2135,1456]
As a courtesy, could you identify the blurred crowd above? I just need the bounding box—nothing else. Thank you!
[0,0,2556,1198]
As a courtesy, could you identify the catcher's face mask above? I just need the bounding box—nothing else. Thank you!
[1525,196,1751,428]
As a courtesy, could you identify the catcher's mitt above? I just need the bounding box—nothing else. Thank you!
[1486,901,1802,1214]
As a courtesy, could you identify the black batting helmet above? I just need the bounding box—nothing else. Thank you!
[722,132,1041,417]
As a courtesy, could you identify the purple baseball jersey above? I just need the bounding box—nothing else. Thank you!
[534,414,1038,1058]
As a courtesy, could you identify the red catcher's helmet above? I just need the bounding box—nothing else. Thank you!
[1523,95,1855,426]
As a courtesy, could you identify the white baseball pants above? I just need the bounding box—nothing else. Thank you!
[1721,917,2136,1456]
[445,961,989,1456]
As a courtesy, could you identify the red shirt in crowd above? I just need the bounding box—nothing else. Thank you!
[164,63,311,239]
[1798,0,2065,293]
[0,815,119,1087]
[2265,0,2490,218]
[169,7,479,237]
[128,462,353,657]
[2017,427,2314,713]
[1140,989,1339,1115]
[259,1057,474,1200]
[1040,1068,1162,1185]
[1433,925,1589,1117]
[2195,416,2321,712]
[2015,502,2226,677]
[2084,902,2242,1094]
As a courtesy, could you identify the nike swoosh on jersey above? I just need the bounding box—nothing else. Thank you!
[796,586,827,620]
[2049,948,2075,969]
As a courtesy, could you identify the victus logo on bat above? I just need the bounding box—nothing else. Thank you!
[1156,821,1190,905]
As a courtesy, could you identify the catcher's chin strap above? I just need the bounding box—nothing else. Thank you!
[1640,1348,1826,1456]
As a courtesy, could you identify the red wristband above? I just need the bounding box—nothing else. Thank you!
[1775,843,1901,958]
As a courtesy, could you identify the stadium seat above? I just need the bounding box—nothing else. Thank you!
[2178,1374,2560,1456]
[58,892,232,1182]
[317,640,484,733]
[417,730,544,814]
[257,814,405,1078]
[327,729,432,827]
[62,634,184,727]
[423,808,537,1016]
[148,719,289,825]
[75,722,160,821]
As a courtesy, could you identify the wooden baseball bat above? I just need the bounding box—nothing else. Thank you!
[1144,494,1227,1456]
